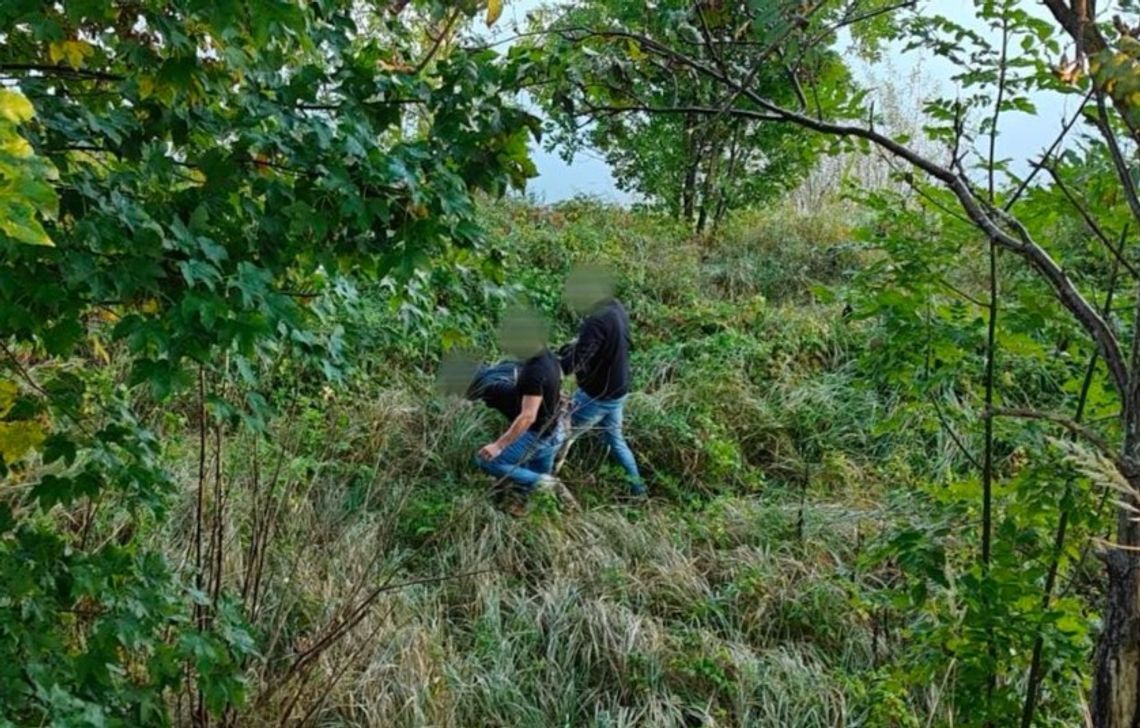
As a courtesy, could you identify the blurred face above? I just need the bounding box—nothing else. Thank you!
[564,263,615,315]
[435,350,480,398]
[498,308,548,360]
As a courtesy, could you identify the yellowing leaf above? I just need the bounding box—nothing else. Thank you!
[0,134,34,158]
[440,327,468,350]
[90,336,110,364]
[378,58,413,72]
[0,420,44,464]
[0,212,54,246]
[140,298,160,314]
[486,0,502,27]
[1122,36,1140,60]
[138,75,156,100]
[627,39,645,62]
[0,90,35,124]
[1056,613,1085,635]
[48,40,94,69]
[0,380,17,418]
[1053,58,1083,86]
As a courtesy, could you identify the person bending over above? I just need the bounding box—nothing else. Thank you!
[474,308,573,509]
[556,264,645,496]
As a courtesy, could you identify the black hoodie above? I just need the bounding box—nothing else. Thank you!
[559,299,631,399]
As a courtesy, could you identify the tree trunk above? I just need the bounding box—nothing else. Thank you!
[1040,0,1140,716]
[1095,292,1140,728]
[1023,255,1122,728]
[681,112,698,223]
[1093,518,1140,728]
[712,125,743,233]
[695,140,720,235]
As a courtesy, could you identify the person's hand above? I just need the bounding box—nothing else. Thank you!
[478,442,503,461]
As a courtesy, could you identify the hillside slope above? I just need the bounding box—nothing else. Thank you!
[158,200,1081,726]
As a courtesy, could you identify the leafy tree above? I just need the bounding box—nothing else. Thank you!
[0,0,536,723]
[530,0,853,232]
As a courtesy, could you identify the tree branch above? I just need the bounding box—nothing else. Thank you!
[1042,0,1140,145]
[791,0,918,72]
[1091,92,1140,236]
[929,391,983,470]
[1003,87,1094,212]
[988,407,1122,468]
[411,8,461,76]
[937,276,988,308]
[1040,161,1140,280]
[0,63,123,82]
[576,100,779,122]
[680,0,831,130]
[578,27,1130,399]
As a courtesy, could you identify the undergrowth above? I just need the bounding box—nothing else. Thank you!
[149,198,1081,726]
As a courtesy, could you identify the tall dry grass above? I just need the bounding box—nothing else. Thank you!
[153,199,943,726]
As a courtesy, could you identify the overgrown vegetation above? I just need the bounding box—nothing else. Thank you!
[158,198,934,725]
[124,197,1089,725]
[7,0,1140,725]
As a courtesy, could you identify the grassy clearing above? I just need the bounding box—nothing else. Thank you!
[155,199,941,725]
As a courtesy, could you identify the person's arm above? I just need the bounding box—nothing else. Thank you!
[560,319,602,375]
[478,394,541,460]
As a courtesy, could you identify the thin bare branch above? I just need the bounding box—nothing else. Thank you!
[1092,93,1140,240]
[1040,162,1140,280]
[988,407,1121,468]
[411,8,462,76]
[0,63,123,82]
[577,100,780,122]
[577,27,1130,398]
[928,392,983,470]
[1004,87,1094,211]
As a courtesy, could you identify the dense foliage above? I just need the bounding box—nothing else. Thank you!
[0,0,536,722]
[530,0,859,230]
[9,0,1140,725]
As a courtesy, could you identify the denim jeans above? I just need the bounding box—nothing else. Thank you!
[476,426,564,493]
[564,390,645,494]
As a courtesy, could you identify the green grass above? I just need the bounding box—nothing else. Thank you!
[152,198,964,726]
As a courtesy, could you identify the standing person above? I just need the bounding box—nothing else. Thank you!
[556,264,646,496]
[474,308,574,510]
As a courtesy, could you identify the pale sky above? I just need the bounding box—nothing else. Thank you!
[489,0,1087,203]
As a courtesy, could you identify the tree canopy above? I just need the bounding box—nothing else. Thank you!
[529,0,870,230]
[0,0,537,722]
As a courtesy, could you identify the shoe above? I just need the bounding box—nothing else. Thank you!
[488,481,510,506]
[538,475,579,511]
[622,485,647,502]
[502,498,527,518]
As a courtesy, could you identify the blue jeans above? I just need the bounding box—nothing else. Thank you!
[476,427,564,493]
[565,391,645,494]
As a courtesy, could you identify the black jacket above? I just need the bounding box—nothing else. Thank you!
[559,299,631,399]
